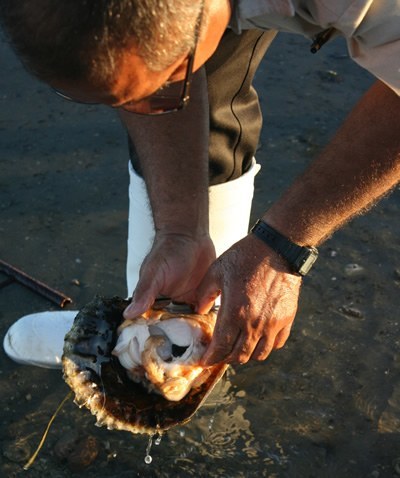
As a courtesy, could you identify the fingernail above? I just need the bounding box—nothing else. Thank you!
[123,301,139,318]
[201,353,214,367]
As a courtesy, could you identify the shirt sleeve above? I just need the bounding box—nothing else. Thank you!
[340,1,400,95]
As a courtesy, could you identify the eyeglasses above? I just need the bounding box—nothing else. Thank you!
[53,5,203,115]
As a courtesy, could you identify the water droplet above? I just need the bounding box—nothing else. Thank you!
[208,417,215,431]
[144,435,154,464]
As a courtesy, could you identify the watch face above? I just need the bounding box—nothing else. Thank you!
[296,248,319,276]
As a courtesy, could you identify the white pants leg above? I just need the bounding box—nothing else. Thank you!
[126,159,261,296]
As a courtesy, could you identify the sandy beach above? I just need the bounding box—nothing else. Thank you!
[1,29,400,478]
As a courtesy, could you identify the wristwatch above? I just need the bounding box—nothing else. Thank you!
[250,220,318,276]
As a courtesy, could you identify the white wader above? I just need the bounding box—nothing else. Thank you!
[126,159,260,296]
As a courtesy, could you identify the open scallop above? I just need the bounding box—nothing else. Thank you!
[63,296,228,435]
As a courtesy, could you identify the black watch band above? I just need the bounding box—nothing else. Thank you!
[250,220,318,276]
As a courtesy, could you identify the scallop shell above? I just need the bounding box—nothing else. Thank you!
[62,296,228,435]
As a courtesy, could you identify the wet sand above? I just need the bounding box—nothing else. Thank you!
[1,31,400,478]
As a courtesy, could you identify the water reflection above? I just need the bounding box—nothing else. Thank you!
[155,367,289,477]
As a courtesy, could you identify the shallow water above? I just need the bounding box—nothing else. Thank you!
[1,31,400,477]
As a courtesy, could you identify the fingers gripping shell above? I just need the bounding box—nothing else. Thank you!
[62,296,228,435]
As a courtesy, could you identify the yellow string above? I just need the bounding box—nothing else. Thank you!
[23,391,73,471]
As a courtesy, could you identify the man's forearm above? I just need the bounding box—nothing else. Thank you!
[264,80,400,246]
[119,67,210,238]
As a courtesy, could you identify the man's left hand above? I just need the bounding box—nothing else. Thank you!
[196,234,302,365]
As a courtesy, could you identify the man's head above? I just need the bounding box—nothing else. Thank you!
[0,0,230,111]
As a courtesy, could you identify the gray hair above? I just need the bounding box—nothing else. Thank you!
[0,0,204,86]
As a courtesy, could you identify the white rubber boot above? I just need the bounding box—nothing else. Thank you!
[126,162,155,297]
[3,310,78,368]
[208,159,261,258]
[126,159,260,295]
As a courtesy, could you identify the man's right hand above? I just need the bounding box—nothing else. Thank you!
[123,232,216,319]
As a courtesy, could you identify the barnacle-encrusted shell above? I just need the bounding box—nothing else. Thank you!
[62,296,227,435]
